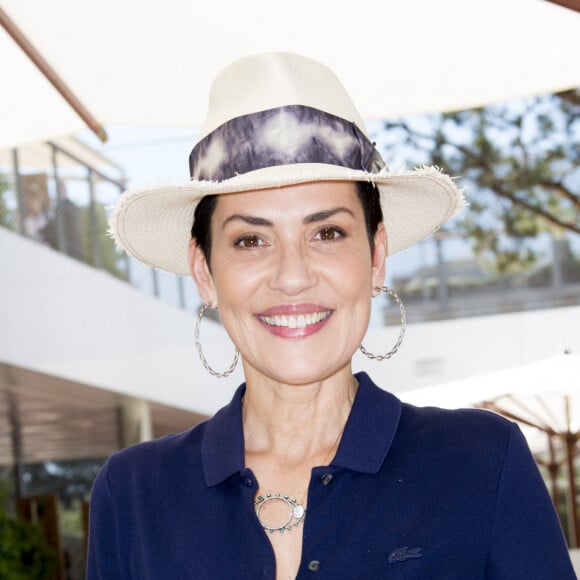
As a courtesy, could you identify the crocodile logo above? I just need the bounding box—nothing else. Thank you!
[388,546,423,564]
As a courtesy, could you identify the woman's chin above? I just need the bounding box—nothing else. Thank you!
[243,354,352,388]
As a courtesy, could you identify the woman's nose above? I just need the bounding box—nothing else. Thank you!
[267,244,317,295]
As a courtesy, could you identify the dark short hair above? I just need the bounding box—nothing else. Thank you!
[191,181,383,268]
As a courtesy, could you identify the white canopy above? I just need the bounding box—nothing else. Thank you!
[400,352,580,410]
[2,0,580,148]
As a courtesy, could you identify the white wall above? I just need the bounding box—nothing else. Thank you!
[354,305,580,393]
[2,227,578,417]
[0,228,242,416]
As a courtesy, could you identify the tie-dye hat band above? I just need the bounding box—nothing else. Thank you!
[189,104,385,182]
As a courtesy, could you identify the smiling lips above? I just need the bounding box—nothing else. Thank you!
[256,305,333,338]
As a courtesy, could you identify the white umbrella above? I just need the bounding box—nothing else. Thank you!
[401,351,580,409]
[1,0,580,147]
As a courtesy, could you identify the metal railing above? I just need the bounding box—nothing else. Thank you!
[1,140,200,313]
[383,232,580,324]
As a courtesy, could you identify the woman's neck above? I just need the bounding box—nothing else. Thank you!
[241,366,358,465]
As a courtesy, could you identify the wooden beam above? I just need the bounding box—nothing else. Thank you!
[478,401,558,435]
[0,5,108,142]
[546,0,580,13]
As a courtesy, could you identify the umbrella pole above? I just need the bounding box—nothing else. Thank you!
[547,434,561,515]
[564,396,579,547]
[565,433,579,546]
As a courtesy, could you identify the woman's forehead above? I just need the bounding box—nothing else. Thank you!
[213,181,362,219]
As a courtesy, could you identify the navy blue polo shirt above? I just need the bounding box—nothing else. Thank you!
[87,373,574,579]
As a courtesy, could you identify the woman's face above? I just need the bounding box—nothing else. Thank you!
[189,181,387,386]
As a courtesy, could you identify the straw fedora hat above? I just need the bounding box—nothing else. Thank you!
[110,52,464,275]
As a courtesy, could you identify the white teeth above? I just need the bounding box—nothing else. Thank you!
[260,311,331,328]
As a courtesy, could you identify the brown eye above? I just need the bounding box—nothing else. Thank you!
[315,227,345,241]
[236,235,263,248]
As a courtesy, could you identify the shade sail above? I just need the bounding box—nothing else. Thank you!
[400,352,580,409]
[1,0,580,149]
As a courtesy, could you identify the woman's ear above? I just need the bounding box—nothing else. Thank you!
[188,239,218,305]
[371,222,387,295]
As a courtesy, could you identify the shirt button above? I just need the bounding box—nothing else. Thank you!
[307,560,320,572]
[243,477,254,487]
[320,473,333,486]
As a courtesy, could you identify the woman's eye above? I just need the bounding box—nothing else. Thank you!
[235,235,264,248]
[314,227,345,241]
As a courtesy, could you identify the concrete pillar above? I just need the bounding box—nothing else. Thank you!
[118,396,153,448]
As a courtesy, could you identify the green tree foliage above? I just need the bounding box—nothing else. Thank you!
[0,484,57,580]
[381,89,580,273]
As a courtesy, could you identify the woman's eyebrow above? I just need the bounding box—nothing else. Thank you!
[222,214,273,227]
[222,207,354,228]
[303,207,355,224]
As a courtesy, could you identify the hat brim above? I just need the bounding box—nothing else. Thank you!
[109,164,465,276]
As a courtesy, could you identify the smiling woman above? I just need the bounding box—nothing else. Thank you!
[88,52,575,579]
[190,182,385,390]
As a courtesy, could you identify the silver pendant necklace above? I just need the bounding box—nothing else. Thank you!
[254,492,306,533]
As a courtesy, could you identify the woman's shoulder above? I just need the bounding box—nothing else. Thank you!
[398,400,519,457]
[381,401,535,495]
[96,385,245,492]
[359,373,518,455]
[102,420,209,484]
[402,401,511,431]
[361,373,512,438]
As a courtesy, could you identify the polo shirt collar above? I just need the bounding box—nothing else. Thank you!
[201,384,246,486]
[331,372,403,474]
[201,372,402,486]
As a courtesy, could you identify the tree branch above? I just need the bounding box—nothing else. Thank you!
[537,181,580,209]
[488,180,580,234]
[384,118,580,234]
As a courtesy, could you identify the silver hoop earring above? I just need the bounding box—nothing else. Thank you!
[359,286,406,361]
[194,303,239,378]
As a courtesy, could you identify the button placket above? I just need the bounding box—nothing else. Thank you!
[299,468,337,576]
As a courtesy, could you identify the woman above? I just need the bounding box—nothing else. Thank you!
[88,53,574,579]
